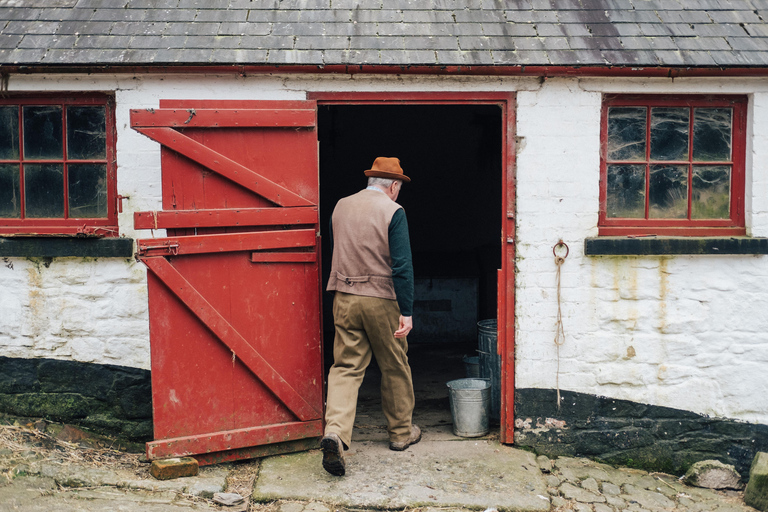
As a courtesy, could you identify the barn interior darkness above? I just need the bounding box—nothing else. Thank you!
[318,104,502,396]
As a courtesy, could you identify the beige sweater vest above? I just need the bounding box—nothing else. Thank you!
[326,189,402,300]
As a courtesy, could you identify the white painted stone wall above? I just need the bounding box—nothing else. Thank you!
[0,72,766,426]
[515,77,768,425]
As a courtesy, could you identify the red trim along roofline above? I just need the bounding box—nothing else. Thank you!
[4,64,768,78]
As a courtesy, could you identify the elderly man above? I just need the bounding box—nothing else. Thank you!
[320,157,420,477]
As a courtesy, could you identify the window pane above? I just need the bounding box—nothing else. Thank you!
[68,163,108,218]
[0,164,20,218]
[607,164,646,218]
[23,106,63,160]
[24,163,64,218]
[649,164,688,219]
[692,165,731,219]
[650,108,689,161]
[67,106,107,159]
[607,107,646,161]
[693,108,732,162]
[0,106,19,159]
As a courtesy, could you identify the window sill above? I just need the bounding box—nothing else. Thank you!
[585,236,768,256]
[0,237,134,258]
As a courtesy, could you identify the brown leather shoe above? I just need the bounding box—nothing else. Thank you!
[389,425,422,451]
[320,433,345,476]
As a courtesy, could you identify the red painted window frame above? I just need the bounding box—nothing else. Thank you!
[599,94,747,237]
[0,93,118,237]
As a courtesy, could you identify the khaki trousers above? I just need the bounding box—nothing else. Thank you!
[324,292,415,448]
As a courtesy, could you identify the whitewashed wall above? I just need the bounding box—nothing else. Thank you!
[515,77,768,425]
[0,73,766,425]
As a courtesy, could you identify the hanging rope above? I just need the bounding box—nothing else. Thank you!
[553,239,569,409]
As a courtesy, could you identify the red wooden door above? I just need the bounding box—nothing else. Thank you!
[130,100,323,465]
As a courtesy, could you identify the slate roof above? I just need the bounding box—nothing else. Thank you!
[1,0,768,70]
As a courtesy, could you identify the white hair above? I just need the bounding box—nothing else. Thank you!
[367,177,397,188]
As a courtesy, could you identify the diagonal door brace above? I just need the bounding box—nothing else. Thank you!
[143,256,321,422]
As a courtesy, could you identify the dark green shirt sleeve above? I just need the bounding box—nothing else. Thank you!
[389,208,414,316]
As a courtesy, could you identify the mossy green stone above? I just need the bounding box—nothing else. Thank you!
[745,452,768,511]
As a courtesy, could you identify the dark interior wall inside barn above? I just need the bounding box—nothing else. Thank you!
[318,104,502,351]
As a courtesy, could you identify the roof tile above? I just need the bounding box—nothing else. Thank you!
[380,49,436,65]
[403,35,458,50]
[481,22,537,37]
[673,35,730,50]
[110,22,168,36]
[195,9,249,23]
[300,10,353,23]
[295,36,350,50]
[90,9,148,22]
[247,35,295,50]
[726,35,765,50]
[57,21,112,35]
[403,10,456,23]
[0,8,41,22]
[707,10,763,24]
[210,48,269,63]
[267,48,324,64]
[504,10,559,24]
[458,36,516,51]
[9,20,61,34]
[434,49,490,65]
[452,10,504,23]
[75,35,133,49]
[6,48,48,63]
[145,9,197,22]
[0,34,23,50]
[229,0,279,8]
[350,9,402,23]
[166,22,221,36]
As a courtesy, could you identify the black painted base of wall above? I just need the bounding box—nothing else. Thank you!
[515,388,768,478]
[0,356,152,441]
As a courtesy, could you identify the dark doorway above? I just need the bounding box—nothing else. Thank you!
[318,103,503,433]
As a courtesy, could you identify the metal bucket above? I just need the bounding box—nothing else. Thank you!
[447,378,490,437]
[462,355,480,378]
[477,319,500,421]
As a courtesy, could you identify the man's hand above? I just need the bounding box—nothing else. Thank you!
[394,315,413,339]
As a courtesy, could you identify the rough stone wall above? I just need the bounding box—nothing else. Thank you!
[514,388,768,478]
[515,78,768,426]
[0,356,152,440]
[0,257,149,369]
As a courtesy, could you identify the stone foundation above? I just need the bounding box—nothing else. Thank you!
[0,356,152,441]
[514,388,768,478]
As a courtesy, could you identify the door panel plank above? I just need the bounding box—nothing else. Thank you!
[142,256,321,422]
[130,108,316,128]
[136,126,313,207]
[134,207,318,230]
[147,420,323,460]
[137,230,316,257]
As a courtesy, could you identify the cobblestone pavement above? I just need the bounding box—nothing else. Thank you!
[0,419,759,511]
[541,455,755,512]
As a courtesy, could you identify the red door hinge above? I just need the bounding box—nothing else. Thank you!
[117,194,129,213]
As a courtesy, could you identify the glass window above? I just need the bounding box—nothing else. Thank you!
[601,95,745,236]
[0,96,116,236]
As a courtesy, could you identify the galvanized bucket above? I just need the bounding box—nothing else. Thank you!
[446,378,490,437]
[462,355,480,378]
[477,319,500,421]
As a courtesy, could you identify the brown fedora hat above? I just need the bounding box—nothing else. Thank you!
[364,157,411,182]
